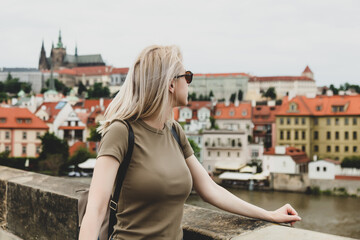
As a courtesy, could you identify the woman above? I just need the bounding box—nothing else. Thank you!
[79,45,301,240]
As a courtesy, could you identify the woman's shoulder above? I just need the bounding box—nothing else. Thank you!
[104,119,129,136]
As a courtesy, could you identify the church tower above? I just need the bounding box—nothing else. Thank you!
[38,40,49,70]
[302,65,314,79]
[50,30,67,70]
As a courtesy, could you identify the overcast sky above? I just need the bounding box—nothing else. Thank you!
[1,0,359,87]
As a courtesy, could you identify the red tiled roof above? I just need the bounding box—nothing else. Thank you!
[264,146,310,164]
[73,99,112,112]
[249,76,314,82]
[0,107,49,129]
[186,101,212,110]
[214,102,252,120]
[252,105,281,124]
[276,95,360,116]
[36,102,64,123]
[335,175,360,180]
[303,65,313,73]
[112,68,129,74]
[322,158,341,165]
[194,73,250,77]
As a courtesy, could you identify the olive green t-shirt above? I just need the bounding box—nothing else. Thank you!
[97,119,194,240]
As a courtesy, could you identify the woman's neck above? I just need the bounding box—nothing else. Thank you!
[142,106,172,130]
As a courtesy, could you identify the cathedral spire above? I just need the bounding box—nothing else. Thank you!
[75,43,78,57]
[57,29,63,48]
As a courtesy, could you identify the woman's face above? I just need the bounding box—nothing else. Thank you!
[173,69,189,107]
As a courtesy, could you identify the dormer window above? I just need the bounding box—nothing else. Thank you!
[0,118,6,123]
[242,110,247,116]
[229,110,235,116]
[289,102,298,112]
[332,105,345,113]
[316,105,322,111]
[216,110,221,116]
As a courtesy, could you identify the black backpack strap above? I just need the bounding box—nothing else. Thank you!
[108,120,134,238]
[171,124,183,156]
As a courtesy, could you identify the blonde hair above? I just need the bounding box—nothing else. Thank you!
[98,45,184,136]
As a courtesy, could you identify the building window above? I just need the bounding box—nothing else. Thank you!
[353,118,357,125]
[5,131,10,139]
[302,146,306,152]
[295,118,299,125]
[295,131,298,140]
[280,130,284,140]
[316,105,322,111]
[237,152,240,157]
[36,146,41,154]
[229,110,235,116]
[208,151,211,157]
[335,146,339,152]
[23,132,27,140]
[216,111,221,116]
[314,145,319,152]
[327,131,331,140]
[345,118,349,125]
[353,131,357,140]
[217,152,220,157]
[314,118,318,125]
[335,118,339,125]
[228,152,230,157]
[302,118,306,125]
[314,131,318,140]
[22,146,26,154]
[327,146,331,152]
[5,146,10,152]
[280,118,284,125]
[323,167,327,172]
[327,118,331,125]
[36,132,40,139]
[302,131,306,140]
[345,131,349,140]
[345,146,349,152]
[287,118,291,125]
[242,110,247,116]
[335,131,339,140]
[316,166,320,171]
[287,131,291,140]
[354,146,358,153]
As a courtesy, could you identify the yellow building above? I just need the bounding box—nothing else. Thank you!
[276,95,360,161]
[0,107,48,157]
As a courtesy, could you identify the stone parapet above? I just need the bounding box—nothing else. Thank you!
[0,166,355,240]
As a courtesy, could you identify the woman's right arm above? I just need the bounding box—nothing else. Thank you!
[79,156,120,240]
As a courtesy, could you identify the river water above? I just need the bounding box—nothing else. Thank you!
[186,188,360,239]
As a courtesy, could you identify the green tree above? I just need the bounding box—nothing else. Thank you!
[39,132,69,161]
[237,89,243,101]
[262,87,277,100]
[21,82,32,93]
[209,116,219,129]
[65,147,95,170]
[230,93,236,103]
[78,81,87,96]
[45,78,71,96]
[329,84,338,95]
[87,123,102,142]
[0,81,4,92]
[6,73,12,81]
[87,83,110,99]
[4,78,21,94]
[189,92,197,101]
[0,92,8,103]
[188,138,201,159]
[209,90,214,98]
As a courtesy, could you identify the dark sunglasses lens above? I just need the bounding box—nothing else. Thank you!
[185,71,193,84]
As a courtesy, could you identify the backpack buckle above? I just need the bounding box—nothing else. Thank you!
[109,200,117,211]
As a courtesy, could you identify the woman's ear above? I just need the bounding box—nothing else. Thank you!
[169,80,175,93]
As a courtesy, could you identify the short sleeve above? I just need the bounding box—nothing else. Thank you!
[96,120,129,164]
[173,121,194,159]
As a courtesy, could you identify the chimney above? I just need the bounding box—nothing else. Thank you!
[234,99,239,107]
[225,99,230,107]
[100,98,104,108]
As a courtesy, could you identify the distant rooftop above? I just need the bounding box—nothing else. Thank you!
[0,68,39,72]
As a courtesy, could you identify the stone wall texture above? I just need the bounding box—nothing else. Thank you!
[0,166,356,240]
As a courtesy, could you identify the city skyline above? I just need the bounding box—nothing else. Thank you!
[1,0,359,87]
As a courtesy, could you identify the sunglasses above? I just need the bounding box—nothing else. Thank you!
[174,70,193,84]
